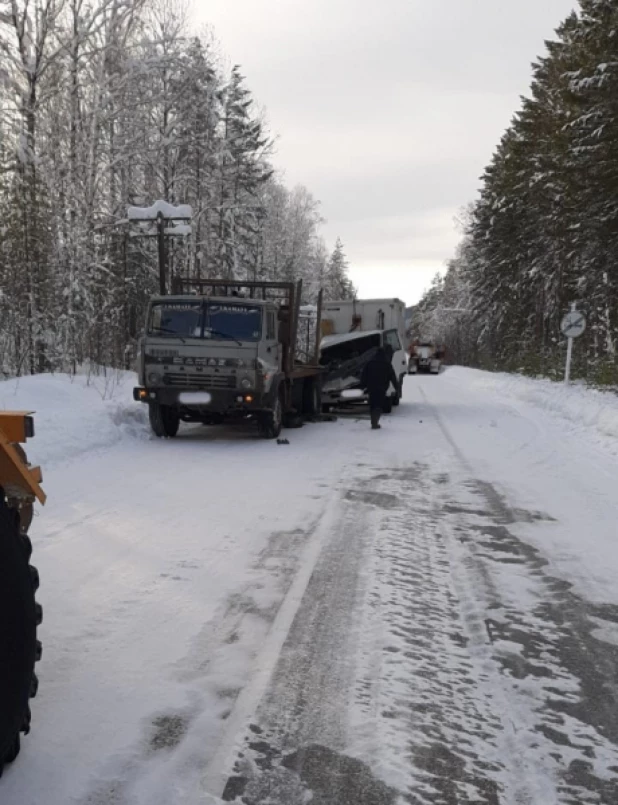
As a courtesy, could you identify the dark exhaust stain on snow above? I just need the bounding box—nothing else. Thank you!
[82,716,192,803]
[345,463,427,511]
[465,479,556,524]
[149,713,189,751]
[344,488,401,510]
[217,686,242,701]
[222,742,398,805]
[410,741,501,805]
[372,464,426,484]
[282,745,398,805]
[83,781,129,805]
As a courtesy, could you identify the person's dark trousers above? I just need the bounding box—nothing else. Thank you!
[369,391,383,429]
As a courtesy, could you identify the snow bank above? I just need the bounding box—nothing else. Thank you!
[0,371,147,468]
[447,367,618,456]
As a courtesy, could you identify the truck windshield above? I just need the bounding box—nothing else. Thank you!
[205,304,262,342]
[148,301,262,342]
[149,302,203,338]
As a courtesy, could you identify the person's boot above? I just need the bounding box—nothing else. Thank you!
[371,410,381,430]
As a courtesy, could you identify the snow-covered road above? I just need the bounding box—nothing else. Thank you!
[2,369,618,804]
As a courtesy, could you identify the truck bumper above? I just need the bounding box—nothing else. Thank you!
[133,386,268,412]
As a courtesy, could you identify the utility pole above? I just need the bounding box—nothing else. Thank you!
[127,202,193,295]
[157,214,166,295]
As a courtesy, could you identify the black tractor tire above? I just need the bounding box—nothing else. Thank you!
[0,491,40,775]
[258,393,283,439]
[149,402,180,438]
[301,378,321,418]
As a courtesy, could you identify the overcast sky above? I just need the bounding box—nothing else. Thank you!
[191,0,576,306]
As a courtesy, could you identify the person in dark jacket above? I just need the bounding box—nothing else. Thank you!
[361,347,399,430]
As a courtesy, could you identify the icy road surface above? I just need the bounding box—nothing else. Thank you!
[2,369,618,805]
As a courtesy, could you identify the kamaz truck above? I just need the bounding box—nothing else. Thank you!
[134,280,323,439]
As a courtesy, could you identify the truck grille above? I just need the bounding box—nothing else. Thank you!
[163,372,235,389]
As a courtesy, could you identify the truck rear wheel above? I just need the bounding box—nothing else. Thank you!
[302,377,321,418]
[0,491,40,775]
[149,402,180,438]
[258,393,283,439]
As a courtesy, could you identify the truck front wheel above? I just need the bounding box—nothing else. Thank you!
[258,393,283,439]
[149,402,180,438]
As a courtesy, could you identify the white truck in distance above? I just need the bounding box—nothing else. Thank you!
[408,341,445,374]
[320,298,409,413]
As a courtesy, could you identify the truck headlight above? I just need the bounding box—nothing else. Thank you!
[241,377,252,389]
[148,371,162,385]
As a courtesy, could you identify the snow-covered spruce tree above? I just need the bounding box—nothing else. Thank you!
[214,65,273,281]
[174,36,221,281]
[567,0,618,377]
[323,237,355,300]
[436,4,618,384]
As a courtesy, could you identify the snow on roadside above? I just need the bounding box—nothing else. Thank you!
[446,366,618,456]
[0,371,147,468]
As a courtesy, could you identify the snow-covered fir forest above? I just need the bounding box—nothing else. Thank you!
[413,0,618,386]
[0,0,354,376]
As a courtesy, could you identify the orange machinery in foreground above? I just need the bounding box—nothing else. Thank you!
[0,412,45,775]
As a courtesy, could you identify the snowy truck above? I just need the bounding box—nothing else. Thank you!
[134,279,324,439]
[320,298,409,413]
[408,341,444,374]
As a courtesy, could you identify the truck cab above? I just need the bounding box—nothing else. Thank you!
[408,341,443,374]
[134,281,322,439]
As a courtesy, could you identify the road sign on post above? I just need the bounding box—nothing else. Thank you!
[561,304,586,385]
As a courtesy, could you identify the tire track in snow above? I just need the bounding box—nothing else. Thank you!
[349,463,537,805]
[214,391,618,804]
[419,383,618,804]
[200,480,364,799]
[209,468,400,805]
[214,457,537,804]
